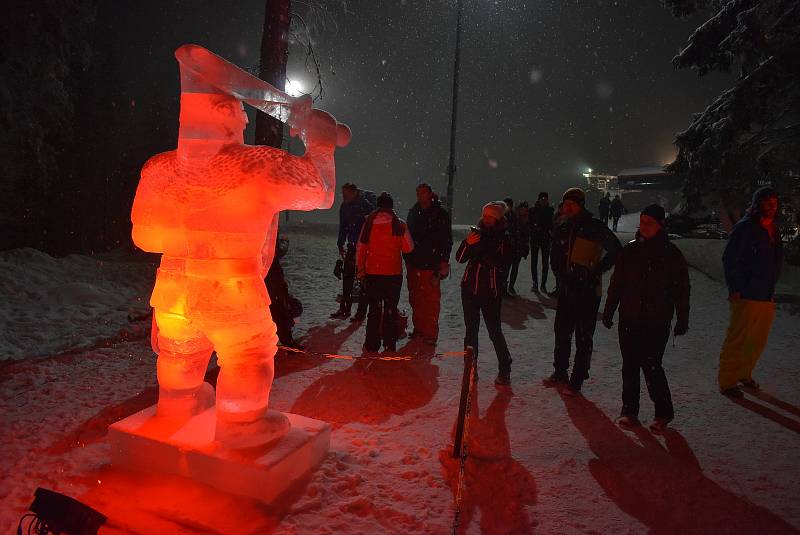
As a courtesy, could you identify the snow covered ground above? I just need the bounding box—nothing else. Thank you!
[1,221,799,534]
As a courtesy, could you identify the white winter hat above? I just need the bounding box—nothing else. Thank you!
[482,201,507,221]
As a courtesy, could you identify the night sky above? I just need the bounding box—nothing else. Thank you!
[103,0,730,223]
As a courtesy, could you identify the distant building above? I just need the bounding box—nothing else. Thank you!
[583,166,684,215]
[616,166,682,190]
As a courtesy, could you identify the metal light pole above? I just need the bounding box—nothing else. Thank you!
[445,0,463,216]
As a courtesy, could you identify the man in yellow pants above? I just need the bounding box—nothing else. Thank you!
[718,187,783,397]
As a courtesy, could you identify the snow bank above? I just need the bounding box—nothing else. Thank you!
[0,248,155,360]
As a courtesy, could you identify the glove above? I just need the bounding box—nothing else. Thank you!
[673,321,688,336]
[601,312,614,329]
[333,259,344,280]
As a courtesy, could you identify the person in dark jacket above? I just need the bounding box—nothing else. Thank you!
[507,201,530,296]
[332,182,376,319]
[529,192,555,293]
[404,183,453,344]
[598,192,611,227]
[546,187,622,394]
[610,195,625,232]
[602,204,690,431]
[456,201,514,386]
[266,235,303,349]
[718,187,783,397]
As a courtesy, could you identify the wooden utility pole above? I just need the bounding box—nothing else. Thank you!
[256,0,292,222]
[445,0,463,216]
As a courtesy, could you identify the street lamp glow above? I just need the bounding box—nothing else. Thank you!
[587,167,593,174]
[286,79,305,97]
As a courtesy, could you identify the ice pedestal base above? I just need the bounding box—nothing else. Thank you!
[108,406,330,504]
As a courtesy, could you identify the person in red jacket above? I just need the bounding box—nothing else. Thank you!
[357,192,414,352]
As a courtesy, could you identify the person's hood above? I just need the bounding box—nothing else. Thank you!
[372,211,395,224]
[748,186,779,218]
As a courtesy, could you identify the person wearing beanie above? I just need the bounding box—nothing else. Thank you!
[357,191,414,353]
[332,182,376,320]
[455,201,515,386]
[602,204,690,431]
[529,191,555,293]
[404,183,453,344]
[718,187,783,398]
[545,187,622,394]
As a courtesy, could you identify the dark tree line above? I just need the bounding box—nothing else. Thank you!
[663,0,800,225]
[1,0,98,252]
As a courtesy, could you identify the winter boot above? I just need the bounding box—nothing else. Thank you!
[739,378,760,390]
[721,387,744,398]
[617,414,641,428]
[543,371,569,387]
[649,417,673,432]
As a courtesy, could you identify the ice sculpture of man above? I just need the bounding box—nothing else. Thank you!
[131,45,350,448]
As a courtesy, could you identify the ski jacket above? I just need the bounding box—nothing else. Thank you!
[723,214,783,301]
[550,209,622,291]
[598,197,611,218]
[512,211,530,259]
[604,231,690,328]
[456,224,514,298]
[337,189,376,249]
[529,203,555,237]
[404,200,453,270]
[610,198,625,218]
[356,210,413,276]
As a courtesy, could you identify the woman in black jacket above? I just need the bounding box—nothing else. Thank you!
[456,202,514,386]
[602,204,690,431]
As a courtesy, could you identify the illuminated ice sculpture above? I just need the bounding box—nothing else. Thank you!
[131,44,351,449]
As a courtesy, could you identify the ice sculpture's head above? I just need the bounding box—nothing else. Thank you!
[179,92,248,147]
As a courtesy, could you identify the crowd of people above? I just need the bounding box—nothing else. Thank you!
[273,183,783,433]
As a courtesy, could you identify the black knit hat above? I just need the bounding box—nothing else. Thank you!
[377,191,393,209]
[562,187,585,205]
[538,191,549,200]
[641,204,666,226]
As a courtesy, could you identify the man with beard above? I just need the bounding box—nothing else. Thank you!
[718,187,783,398]
[546,188,621,394]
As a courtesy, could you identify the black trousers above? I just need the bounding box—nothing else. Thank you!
[341,244,368,316]
[530,234,550,286]
[364,274,402,351]
[265,261,293,344]
[553,284,601,388]
[619,323,674,419]
[509,257,522,290]
[612,216,621,232]
[461,290,512,375]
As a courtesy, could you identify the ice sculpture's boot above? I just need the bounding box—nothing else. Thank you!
[156,382,215,422]
[215,409,290,449]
